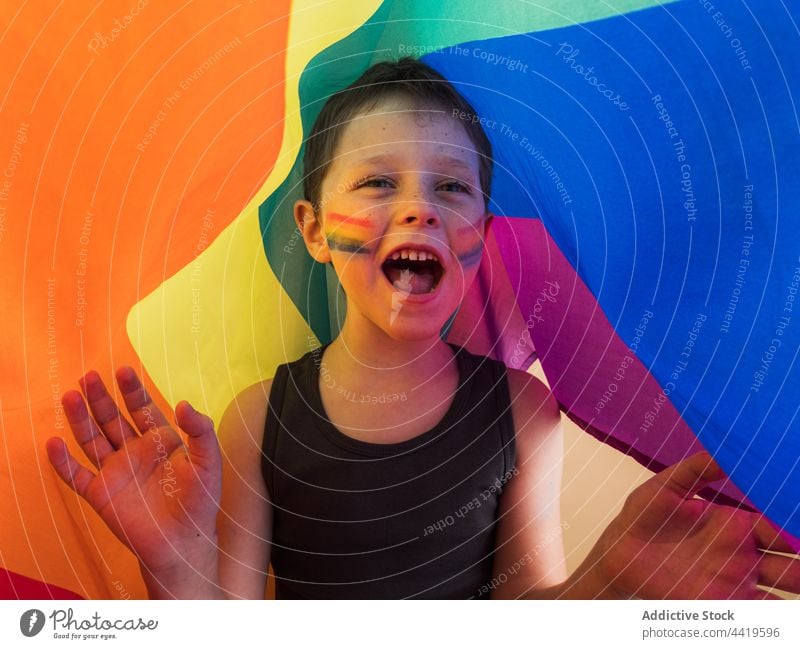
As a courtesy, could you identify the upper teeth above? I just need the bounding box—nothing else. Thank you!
[391,249,439,262]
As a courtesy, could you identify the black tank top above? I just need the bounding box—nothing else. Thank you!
[261,342,517,599]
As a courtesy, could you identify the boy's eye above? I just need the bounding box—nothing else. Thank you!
[438,180,470,193]
[356,176,394,189]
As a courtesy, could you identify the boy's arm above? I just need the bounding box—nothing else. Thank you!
[144,379,276,599]
[489,368,569,599]
[489,367,625,599]
[216,379,275,599]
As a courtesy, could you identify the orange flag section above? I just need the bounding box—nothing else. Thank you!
[0,1,290,598]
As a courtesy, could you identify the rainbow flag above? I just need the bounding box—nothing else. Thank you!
[1,0,798,598]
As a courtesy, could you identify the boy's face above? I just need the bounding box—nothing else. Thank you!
[295,97,492,342]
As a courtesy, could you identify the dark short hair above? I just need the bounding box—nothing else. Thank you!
[302,57,493,215]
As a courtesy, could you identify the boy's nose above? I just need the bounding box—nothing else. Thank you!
[394,199,441,228]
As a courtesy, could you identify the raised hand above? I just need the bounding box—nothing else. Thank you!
[46,367,222,580]
[590,452,800,599]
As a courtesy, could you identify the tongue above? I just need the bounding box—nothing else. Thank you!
[386,267,435,294]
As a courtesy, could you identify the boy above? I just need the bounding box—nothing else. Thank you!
[47,58,799,599]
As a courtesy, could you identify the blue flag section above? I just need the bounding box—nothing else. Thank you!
[424,0,800,542]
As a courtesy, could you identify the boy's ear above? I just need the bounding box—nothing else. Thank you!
[483,211,494,237]
[294,199,332,264]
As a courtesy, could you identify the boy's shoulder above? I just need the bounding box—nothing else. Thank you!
[234,377,274,408]
[219,378,275,449]
[226,345,312,419]
[452,344,557,423]
[503,365,561,445]
[504,365,550,399]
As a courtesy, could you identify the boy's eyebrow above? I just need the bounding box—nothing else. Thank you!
[352,153,478,175]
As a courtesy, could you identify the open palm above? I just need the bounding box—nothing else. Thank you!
[46,367,222,576]
[593,453,800,599]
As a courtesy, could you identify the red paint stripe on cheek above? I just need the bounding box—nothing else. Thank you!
[327,212,372,228]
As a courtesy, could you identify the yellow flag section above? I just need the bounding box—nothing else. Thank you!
[126,0,383,428]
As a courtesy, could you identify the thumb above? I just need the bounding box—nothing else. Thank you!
[656,451,728,500]
[175,401,220,468]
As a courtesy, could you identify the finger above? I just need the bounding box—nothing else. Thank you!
[659,452,728,500]
[175,401,220,470]
[753,516,799,555]
[46,437,96,500]
[79,370,138,448]
[754,589,784,600]
[758,553,800,594]
[62,390,116,468]
[115,366,171,433]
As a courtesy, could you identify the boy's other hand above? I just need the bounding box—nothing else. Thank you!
[590,452,799,599]
[46,367,222,579]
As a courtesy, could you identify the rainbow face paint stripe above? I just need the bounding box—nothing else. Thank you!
[326,212,372,230]
[325,233,371,254]
[324,213,373,254]
[455,240,484,267]
[453,223,485,268]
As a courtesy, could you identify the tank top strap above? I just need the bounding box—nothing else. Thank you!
[262,360,290,499]
[453,345,516,477]
[490,356,517,478]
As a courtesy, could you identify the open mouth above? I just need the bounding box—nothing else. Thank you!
[381,255,445,294]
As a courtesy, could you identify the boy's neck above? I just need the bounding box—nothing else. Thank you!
[325,319,455,388]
